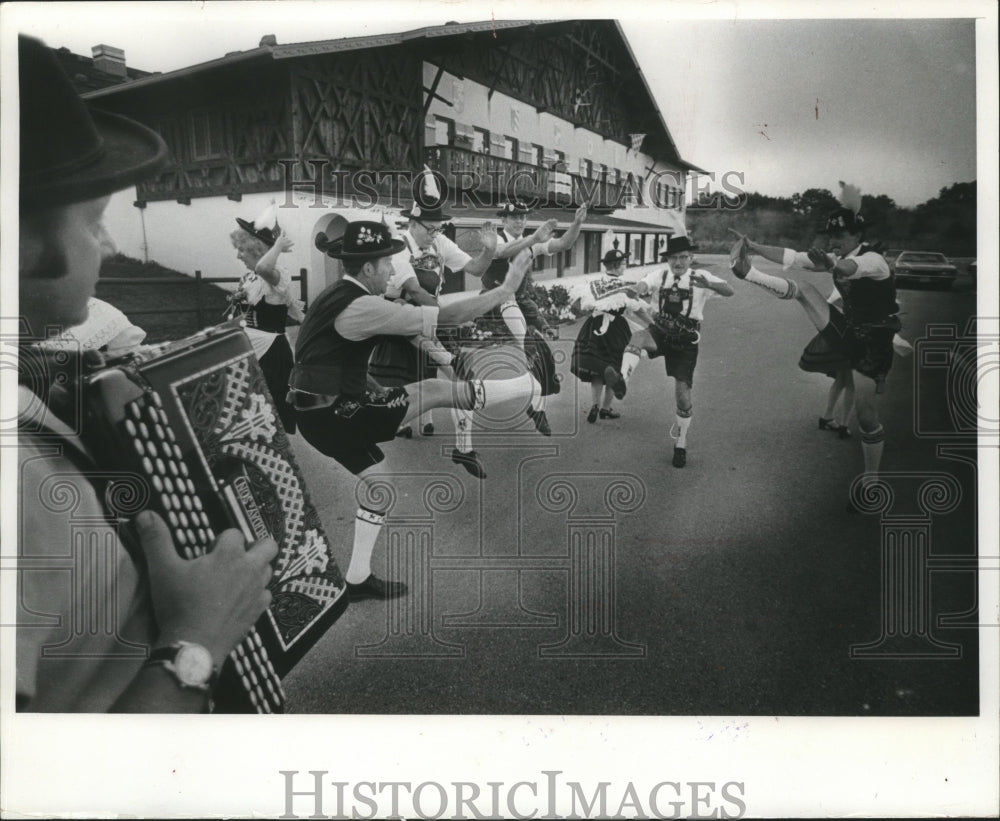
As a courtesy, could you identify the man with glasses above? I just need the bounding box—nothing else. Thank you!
[603,234,733,468]
[370,192,553,477]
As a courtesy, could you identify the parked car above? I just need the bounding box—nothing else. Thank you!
[890,250,959,290]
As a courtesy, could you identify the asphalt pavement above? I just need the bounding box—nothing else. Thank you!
[282,257,981,716]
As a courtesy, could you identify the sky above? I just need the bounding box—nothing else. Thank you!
[2,0,992,207]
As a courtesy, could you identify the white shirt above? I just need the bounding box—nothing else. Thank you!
[640,267,725,323]
[388,231,472,299]
[333,274,439,341]
[782,246,890,280]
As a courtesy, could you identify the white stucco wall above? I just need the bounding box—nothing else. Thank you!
[422,61,686,231]
[103,189,406,304]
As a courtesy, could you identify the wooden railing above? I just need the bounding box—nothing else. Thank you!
[424,146,627,210]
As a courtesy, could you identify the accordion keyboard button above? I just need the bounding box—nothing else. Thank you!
[142,456,154,475]
[155,458,166,475]
[167,511,179,528]
[124,419,137,437]
[139,422,149,440]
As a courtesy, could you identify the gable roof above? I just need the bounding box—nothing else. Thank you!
[53,46,153,93]
[83,19,703,172]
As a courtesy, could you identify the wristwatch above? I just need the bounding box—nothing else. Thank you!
[146,641,218,692]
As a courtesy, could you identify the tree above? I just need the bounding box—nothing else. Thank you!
[791,188,839,219]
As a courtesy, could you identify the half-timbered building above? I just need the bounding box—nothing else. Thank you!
[84,20,704,301]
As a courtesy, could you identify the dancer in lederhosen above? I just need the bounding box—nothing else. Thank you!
[604,233,734,468]
[369,168,525,477]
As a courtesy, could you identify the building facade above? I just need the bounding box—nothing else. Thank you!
[84,20,703,301]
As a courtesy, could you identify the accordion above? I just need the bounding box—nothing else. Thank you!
[79,323,347,712]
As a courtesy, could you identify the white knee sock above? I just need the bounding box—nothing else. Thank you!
[452,407,473,453]
[620,350,641,382]
[675,412,692,448]
[745,265,799,299]
[501,303,528,348]
[466,373,540,410]
[345,507,385,584]
[860,424,885,478]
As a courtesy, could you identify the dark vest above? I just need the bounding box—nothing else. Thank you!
[482,227,513,291]
[834,245,899,325]
[290,279,377,397]
[482,228,535,301]
[245,300,288,333]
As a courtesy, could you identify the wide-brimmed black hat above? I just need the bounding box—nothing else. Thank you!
[19,35,169,212]
[601,249,629,266]
[660,235,697,259]
[496,200,533,217]
[400,203,452,222]
[315,221,405,260]
[818,207,866,235]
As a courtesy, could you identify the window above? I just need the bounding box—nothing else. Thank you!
[434,116,455,146]
[473,127,489,154]
[190,110,224,160]
[504,136,518,161]
[534,144,545,166]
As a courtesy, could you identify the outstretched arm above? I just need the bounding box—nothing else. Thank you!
[691,270,734,297]
[461,221,499,278]
[439,249,532,326]
[545,204,588,253]
[727,229,786,265]
[494,219,559,259]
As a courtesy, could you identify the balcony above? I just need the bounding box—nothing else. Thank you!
[424,145,628,211]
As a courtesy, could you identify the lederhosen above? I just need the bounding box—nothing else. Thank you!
[647,270,701,386]
[805,245,901,392]
[227,274,297,433]
[368,233,444,387]
[465,228,559,395]
[290,279,411,475]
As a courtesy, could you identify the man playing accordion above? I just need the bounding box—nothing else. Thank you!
[15,35,277,712]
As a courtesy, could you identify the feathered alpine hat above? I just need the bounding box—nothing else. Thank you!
[819,181,866,235]
[236,202,281,247]
[401,166,451,221]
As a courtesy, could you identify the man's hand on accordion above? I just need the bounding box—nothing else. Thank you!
[136,511,278,669]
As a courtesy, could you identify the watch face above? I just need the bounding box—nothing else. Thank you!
[174,643,214,687]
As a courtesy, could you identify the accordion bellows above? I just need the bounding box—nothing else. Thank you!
[82,324,347,712]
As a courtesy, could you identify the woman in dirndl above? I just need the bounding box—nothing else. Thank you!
[798,287,855,439]
[571,248,650,423]
[228,203,305,433]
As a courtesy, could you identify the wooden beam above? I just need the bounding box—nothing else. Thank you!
[422,65,451,117]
